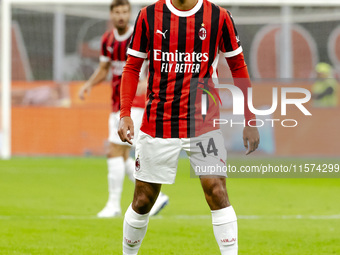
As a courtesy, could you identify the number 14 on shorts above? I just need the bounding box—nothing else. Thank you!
[196,137,218,158]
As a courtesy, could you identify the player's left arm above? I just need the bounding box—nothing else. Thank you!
[220,10,260,155]
[226,54,260,155]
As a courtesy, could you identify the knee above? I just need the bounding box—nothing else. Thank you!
[205,180,229,209]
[132,193,155,214]
[106,151,115,158]
[106,147,116,158]
[210,184,226,200]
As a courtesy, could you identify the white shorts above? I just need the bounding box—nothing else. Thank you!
[108,107,144,146]
[134,129,227,184]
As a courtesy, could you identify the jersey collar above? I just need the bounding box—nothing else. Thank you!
[166,0,203,17]
[113,26,133,42]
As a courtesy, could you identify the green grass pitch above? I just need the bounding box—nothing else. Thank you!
[0,157,339,254]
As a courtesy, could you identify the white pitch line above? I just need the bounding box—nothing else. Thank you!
[154,215,340,220]
[0,215,340,220]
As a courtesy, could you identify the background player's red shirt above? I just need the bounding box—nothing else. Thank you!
[100,27,145,112]
[127,0,246,138]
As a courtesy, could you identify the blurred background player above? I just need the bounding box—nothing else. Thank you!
[312,62,338,108]
[78,0,169,218]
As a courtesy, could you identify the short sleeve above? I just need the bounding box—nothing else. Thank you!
[127,9,149,59]
[219,10,243,58]
[100,32,111,62]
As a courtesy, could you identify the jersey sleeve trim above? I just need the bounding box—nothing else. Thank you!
[99,55,111,62]
[127,48,148,59]
[223,46,243,58]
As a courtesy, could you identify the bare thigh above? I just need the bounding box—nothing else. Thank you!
[107,142,131,160]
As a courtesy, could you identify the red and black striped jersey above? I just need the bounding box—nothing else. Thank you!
[100,27,145,112]
[128,0,243,138]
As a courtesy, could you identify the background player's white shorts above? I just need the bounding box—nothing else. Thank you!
[134,129,227,184]
[108,107,144,146]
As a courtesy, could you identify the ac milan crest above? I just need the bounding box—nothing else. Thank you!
[135,157,141,171]
[199,27,207,41]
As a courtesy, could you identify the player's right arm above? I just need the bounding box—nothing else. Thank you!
[78,31,111,100]
[118,56,144,144]
[118,9,149,145]
[78,61,110,100]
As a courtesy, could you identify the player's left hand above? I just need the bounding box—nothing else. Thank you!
[243,126,260,155]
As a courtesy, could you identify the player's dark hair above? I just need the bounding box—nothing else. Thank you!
[110,0,131,11]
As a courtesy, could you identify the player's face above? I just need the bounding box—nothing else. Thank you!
[110,5,131,30]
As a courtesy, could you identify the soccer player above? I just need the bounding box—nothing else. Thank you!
[312,62,338,107]
[119,0,260,254]
[78,0,169,218]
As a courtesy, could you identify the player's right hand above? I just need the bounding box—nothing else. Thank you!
[78,84,92,100]
[118,116,134,145]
